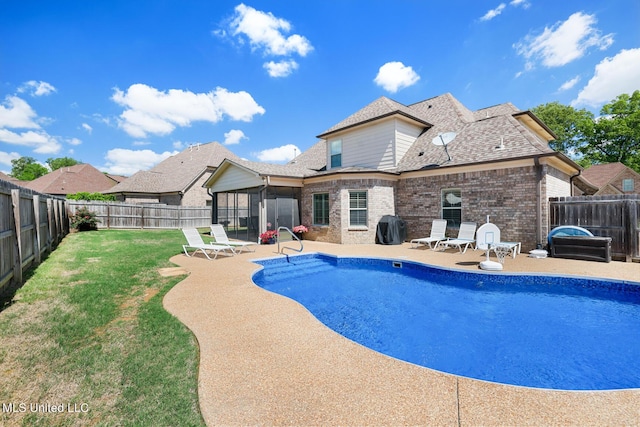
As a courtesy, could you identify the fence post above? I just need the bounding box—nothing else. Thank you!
[33,195,42,263]
[10,189,23,287]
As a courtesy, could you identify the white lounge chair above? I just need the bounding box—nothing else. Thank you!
[181,228,235,260]
[435,222,477,253]
[410,219,447,249]
[210,224,257,253]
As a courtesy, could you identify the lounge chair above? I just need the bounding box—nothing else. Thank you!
[410,219,447,249]
[435,222,477,253]
[475,222,521,261]
[181,228,235,260]
[210,224,257,253]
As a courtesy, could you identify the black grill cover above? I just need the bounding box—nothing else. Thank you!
[376,215,407,245]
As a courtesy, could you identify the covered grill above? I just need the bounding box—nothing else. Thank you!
[375,215,407,245]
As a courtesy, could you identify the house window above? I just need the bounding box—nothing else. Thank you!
[349,191,367,227]
[313,193,330,225]
[622,179,634,192]
[442,189,462,228]
[330,140,342,168]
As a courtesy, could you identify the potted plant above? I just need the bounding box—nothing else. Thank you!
[259,229,278,244]
[70,207,101,231]
[292,224,308,239]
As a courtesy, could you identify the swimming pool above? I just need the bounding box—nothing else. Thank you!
[252,253,640,391]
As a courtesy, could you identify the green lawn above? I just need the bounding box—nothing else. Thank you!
[0,229,204,427]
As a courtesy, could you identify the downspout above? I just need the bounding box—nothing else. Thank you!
[569,169,581,197]
[534,157,543,249]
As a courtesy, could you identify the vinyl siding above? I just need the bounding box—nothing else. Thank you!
[208,166,263,193]
[333,118,422,170]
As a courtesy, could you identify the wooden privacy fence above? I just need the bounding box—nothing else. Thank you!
[66,201,212,229]
[549,194,640,262]
[1,180,68,298]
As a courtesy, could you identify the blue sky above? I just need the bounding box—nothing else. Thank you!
[1,1,639,176]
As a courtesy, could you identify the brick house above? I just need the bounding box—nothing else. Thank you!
[105,142,240,206]
[573,162,640,195]
[204,93,580,249]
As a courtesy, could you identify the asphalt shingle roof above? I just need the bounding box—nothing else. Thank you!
[23,164,119,195]
[580,162,629,188]
[106,142,240,194]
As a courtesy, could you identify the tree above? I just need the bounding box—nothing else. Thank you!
[579,90,640,173]
[530,102,594,156]
[47,157,80,171]
[10,157,48,180]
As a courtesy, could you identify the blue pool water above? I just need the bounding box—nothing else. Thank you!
[252,253,640,391]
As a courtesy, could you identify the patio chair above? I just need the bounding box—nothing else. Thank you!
[410,219,447,249]
[435,222,477,254]
[210,224,257,253]
[181,228,235,260]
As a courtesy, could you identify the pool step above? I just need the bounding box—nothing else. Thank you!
[258,258,334,281]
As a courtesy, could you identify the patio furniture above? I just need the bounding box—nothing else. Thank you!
[210,224,257,253]
[410,219,447,249]
[182,228,235,260]
[435,222,477,254]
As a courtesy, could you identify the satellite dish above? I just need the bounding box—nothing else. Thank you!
[431,132,456,162]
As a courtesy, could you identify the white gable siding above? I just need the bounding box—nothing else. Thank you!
[395,119,422,165]
[333,118,422,170]
[209,166,263,193]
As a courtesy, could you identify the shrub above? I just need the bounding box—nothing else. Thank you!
[70,207,101,231]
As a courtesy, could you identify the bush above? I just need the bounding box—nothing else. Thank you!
[67,192,116,201]
[70,207,101,231]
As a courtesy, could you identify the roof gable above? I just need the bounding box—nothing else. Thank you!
[317,96,432,138]
[580,162,630,188]
[107,142,241,194]
[24,164,117,195]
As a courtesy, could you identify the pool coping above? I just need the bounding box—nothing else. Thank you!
[163,241,640,426]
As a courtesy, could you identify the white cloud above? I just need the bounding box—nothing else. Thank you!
[111,83,265,138]
[18,80,56,97]
[172,141,185,150]
[223,4,312,77]
[0,96,41,129]
[264,60,299,78]
[0,96,61,154]
[509,0,530,8]
[102,148,178,175]
[81,123,93,133]
[0,150,21,168]
[374,61,420,93]
[0,129,61,153]
[558,76,580,92]
[67,137,82,146]
[224,129,247,145]
[228,4,313,57]
[514,12,614,70]
[480,3,506,21]
[572,48,640,108]
[254,144,300,162]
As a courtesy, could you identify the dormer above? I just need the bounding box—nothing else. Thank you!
[317,97,432,171]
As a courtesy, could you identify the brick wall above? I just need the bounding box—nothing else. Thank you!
[397,166,542,250]
[300,165,571,250]
[301,178,397,244]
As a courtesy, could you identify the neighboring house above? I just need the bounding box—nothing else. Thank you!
[22,163,122,197]
[105,142,241,206]
[0,171,25,186]
[573,162,640,195]
[204,93,580,249]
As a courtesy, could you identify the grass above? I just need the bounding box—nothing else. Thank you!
[0,229,204,427]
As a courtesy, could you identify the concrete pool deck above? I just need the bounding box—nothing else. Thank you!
[163,241,640,426]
